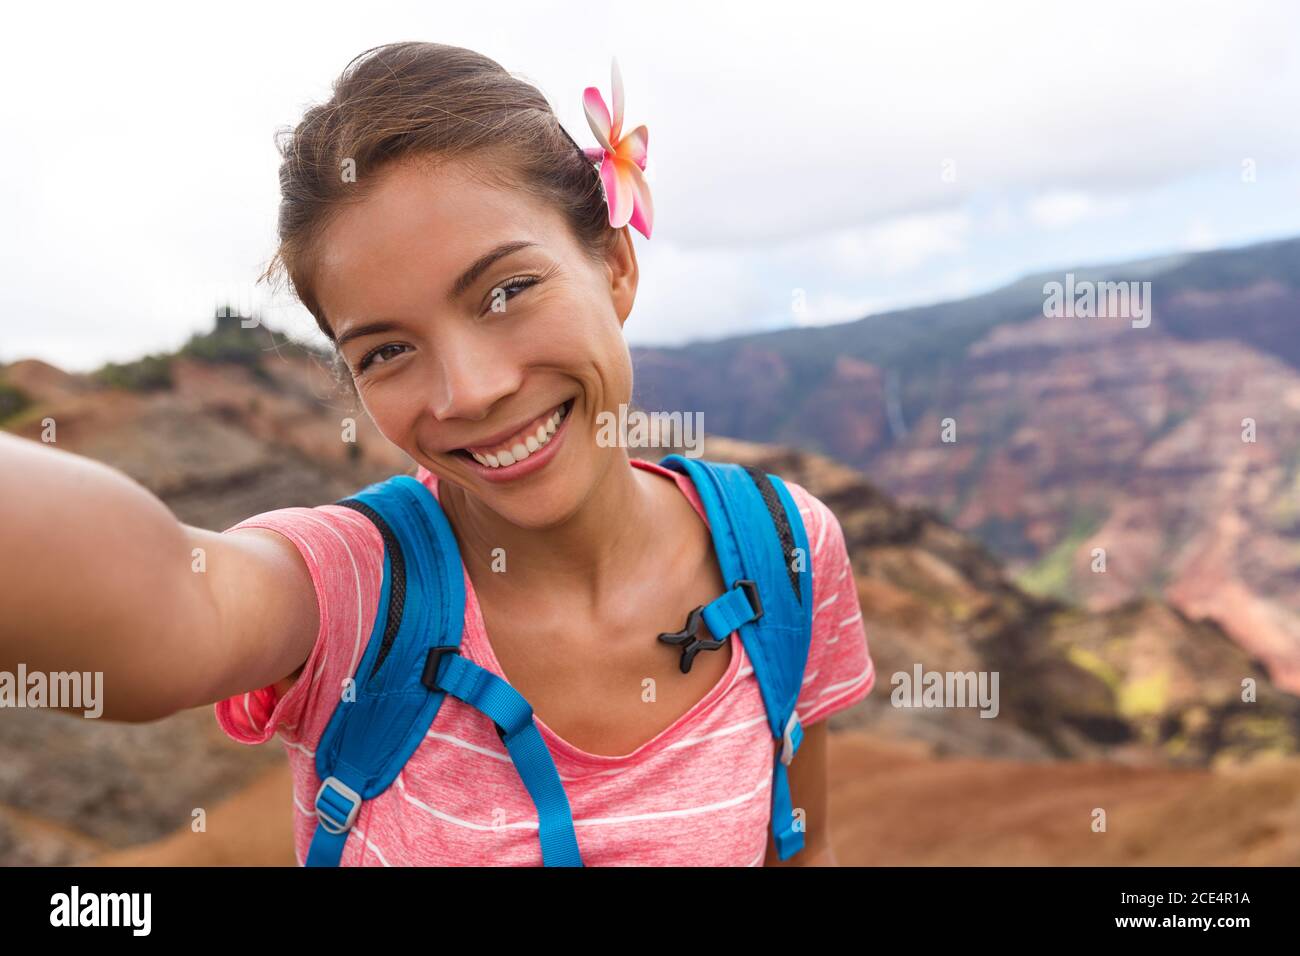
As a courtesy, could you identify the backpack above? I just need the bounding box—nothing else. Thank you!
[304,454,815,867]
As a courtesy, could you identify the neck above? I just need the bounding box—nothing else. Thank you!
[438,451,665,610]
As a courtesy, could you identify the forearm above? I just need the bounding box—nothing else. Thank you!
[0,432,220,720]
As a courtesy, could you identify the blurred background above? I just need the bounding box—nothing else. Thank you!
[2,0,1299,865]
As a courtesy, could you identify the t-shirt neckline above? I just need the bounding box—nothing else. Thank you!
[415,457,747,769]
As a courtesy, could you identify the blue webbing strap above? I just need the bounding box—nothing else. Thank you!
[701,580,806,857]
[433,651,583,867]
[771,714,806,858]
[306,653,583,868]
[700,584,759,640]
[307,777,361,866]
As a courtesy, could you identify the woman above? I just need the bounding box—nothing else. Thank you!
[0,42,874,866]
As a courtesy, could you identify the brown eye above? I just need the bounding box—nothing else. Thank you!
[357,343,408,372]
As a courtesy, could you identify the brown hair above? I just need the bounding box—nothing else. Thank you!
[259,42,618,342]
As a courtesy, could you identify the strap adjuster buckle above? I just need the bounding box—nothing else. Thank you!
[733,579,764,621]
[421,645,460,692]
[780,710,802,766]
[315,776,362,835]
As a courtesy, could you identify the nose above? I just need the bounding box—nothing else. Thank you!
[425,334,523,423]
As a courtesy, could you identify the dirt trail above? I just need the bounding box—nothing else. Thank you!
[84,731,1300,866]
[830,733,1300,865]
[88,767,295,867]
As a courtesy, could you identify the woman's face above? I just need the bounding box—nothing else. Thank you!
[313,156,639,529]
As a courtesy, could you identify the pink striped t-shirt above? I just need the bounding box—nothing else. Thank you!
[214,458,875,866]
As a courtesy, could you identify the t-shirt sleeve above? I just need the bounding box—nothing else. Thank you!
[212,504,384,750]
[786,483,875,727]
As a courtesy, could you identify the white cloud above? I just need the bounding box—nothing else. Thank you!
[1183,218,1219,251]
[626,207,981,341]
[1026,190,1131,230]
[983,201,1019,236]
[1,0,1299,365]
[824,212,972,276]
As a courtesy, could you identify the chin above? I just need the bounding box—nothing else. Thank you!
[481,477,589,530]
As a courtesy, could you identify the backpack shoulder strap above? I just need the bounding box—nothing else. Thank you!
[305,474,582,867]
[656,454,815,860]
[304,474,465,866]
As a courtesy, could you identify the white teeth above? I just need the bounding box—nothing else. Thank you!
[468,402,570,468]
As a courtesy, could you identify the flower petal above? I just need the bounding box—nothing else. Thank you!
[583,87,614,152]
[600,155,635,228]
[625,159,654,239]
[615,124,648,170]
[582,146,607,164]
[609,57,625,144]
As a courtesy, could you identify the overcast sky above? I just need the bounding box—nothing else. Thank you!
[2,0,1298,370]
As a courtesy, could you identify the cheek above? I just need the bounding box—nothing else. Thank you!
[548,320,632,415]
[353,378,422,448]
[590,318,633,400]
[598,338,634,405]
[544,286,633,399]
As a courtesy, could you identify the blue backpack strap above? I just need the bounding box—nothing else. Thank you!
[657,455,815,860]
[431,653,583,866]
[305,474,582,867]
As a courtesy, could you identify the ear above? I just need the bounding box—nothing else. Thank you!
[606,227,639,329]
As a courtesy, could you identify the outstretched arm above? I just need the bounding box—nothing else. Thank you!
[0,432,319,722]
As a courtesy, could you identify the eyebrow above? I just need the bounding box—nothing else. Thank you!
[334,239,538,349]
[449,239,537,302]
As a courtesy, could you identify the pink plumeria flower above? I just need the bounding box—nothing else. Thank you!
[583,57,654,239]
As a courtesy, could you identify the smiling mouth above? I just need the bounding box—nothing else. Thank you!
[451,398,574,469]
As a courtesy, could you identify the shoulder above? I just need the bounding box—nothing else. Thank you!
[769,477,843,565]
[772,478,875,727]
[223,501,385,553]
[213,500,389,747]
[221,503,387,618]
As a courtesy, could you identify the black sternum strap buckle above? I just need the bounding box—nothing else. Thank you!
[657,579,761,675]
[657,606,718,674]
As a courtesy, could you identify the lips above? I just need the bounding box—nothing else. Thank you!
[454,398,573,469]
